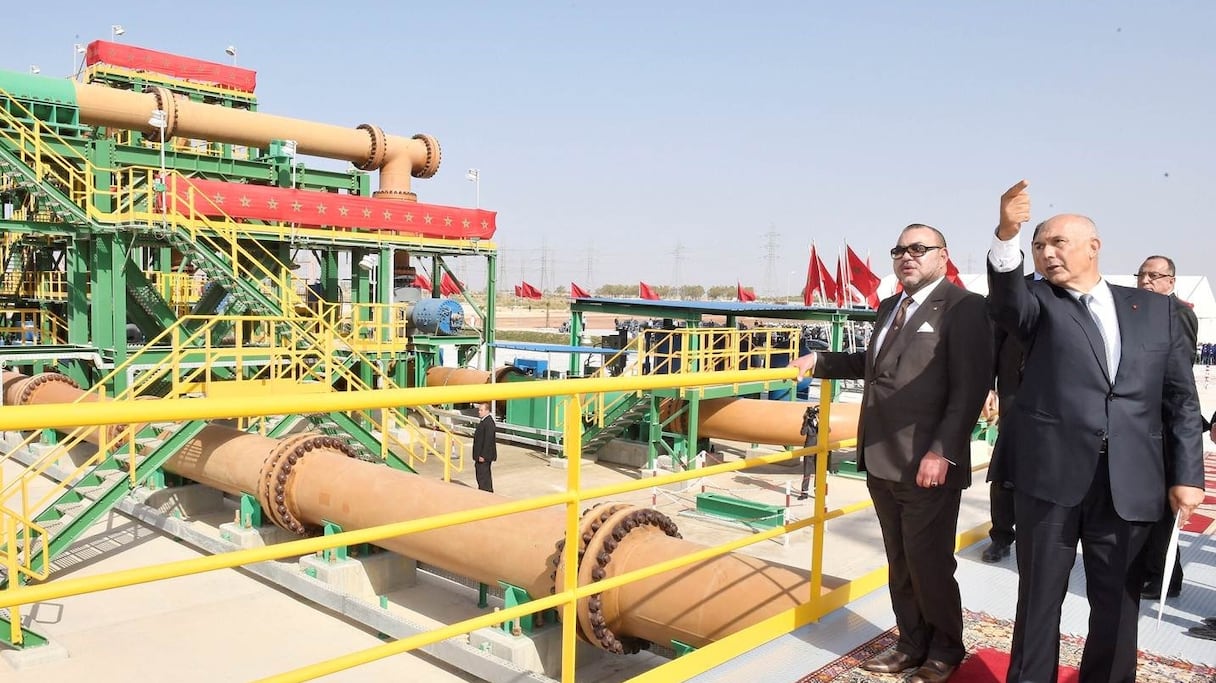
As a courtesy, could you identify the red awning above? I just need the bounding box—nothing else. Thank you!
[86,40,257,93]
[168,178,496,240]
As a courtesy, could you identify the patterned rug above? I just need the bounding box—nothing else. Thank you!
[794,609,1216,683]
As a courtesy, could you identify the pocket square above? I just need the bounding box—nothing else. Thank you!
[916,322,935,333]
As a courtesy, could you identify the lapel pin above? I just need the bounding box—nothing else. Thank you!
[1131,304,1138,311]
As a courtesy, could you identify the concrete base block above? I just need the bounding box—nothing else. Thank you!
[0,641,70,669]
[130,484,224,519]
[218,522,298,549]
[470,624,601,676]
[595,439,649,468]
[547,456,592,469]
[299,553,417,602]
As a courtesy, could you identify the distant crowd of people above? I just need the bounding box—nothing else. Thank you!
[1198,342,1216,365]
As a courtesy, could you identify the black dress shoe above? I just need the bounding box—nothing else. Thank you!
[1204,617,1216,628]
[1185,625,1216,641]
[909,658,958,683]
[859,650,924,673]
[981,542,1011,563]
[1140,585,1182,600]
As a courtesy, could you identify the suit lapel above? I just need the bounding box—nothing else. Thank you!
[874,281,949,369]
[867,297,898,369]
[1110,286,1137,383]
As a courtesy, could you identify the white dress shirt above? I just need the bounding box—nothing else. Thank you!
[873,275,946,356]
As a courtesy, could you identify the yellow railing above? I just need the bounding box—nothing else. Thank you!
[84,64,259,106]
[0,86,92,210]
[581,327,799,429]
[0,369,869,680]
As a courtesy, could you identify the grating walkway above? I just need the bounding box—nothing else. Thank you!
[692,530,1216,683]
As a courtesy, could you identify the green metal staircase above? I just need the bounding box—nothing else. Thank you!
[0,420,208,648]
[582,392,651,457]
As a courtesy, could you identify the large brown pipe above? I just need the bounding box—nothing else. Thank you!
[72,83,440,200]
[7,372,825,652]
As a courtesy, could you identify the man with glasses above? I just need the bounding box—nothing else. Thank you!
[1134,254,1199,600]
[791,225,992,683]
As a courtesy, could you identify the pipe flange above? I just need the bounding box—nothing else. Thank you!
[15,372,79,407]
[257,433,359,535]
[354,123,387,171]
[411,133,441,178]
[147,86,179,140]
[556,504,681,654]
[371,188,417,202]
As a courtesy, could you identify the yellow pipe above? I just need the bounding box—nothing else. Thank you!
[0,369,796,432]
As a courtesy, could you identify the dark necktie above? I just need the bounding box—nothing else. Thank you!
[1081,293,1113,374]
[875,296,914,366]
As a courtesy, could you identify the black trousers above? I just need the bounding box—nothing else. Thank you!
[475,461,494,493]
[867,478,965,665]
[989,481,1016,546]
[1139,503,1183,593]
[1008,455,1151,683]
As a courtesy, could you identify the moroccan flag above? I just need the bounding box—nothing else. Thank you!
[513,284,523,297]
[440,272,463,296]
[570,282,591,298]
[847,246,881,308]
[737,282,756,302]
[834,259,846,307]
[519,281,543,299]
[945,257,965,288]
[804,244,837,305]
[413,273,432,291]
[639,282,660,300]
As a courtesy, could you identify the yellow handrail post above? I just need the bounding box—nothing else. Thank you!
[561,394,582,683]
[4,513,22,646]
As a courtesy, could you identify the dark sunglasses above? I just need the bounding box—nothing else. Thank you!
[890,244,944,258]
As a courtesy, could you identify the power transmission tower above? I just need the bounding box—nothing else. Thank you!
[762,225,780,297]
[672,240,685,299]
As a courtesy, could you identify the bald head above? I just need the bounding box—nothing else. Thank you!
[1031,214,1102,291]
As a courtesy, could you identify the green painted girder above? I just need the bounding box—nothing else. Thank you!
[314,412,415,474]
[0,218,75,236]
[0,344,101,361]
[19,420,209,583]
[0,613,50,649]
[100,144,363,193]
[264,415,304,438]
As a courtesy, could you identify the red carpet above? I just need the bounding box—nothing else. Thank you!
[1182,452,1216,533]
[953,648,1077,683]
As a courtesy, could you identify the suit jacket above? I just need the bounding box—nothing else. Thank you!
[814,279,993,487]
[472,415,498,462]
[1174,294,1199,354]
[987,263,1204,521]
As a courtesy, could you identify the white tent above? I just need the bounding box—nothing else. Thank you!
[876,274,1216,343]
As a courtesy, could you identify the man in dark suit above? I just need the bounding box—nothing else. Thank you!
[472,402,498,492]
[987,181,1205,683]
[792,224,992,683]
[1135,254,1199,599]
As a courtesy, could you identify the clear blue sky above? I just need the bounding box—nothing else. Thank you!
[5,2,1213,296]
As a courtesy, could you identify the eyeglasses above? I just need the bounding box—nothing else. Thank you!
[1134,271,1173,281]
[890,244,944,258]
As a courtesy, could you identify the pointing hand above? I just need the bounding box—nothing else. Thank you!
[998,180,1031,239]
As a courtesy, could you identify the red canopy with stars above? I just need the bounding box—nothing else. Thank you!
[168,177,497,240]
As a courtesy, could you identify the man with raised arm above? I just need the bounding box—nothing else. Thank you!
[986,181,1204,683]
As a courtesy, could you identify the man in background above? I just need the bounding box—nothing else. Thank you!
[472,402,498,492]
[1134,254,1199,600]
